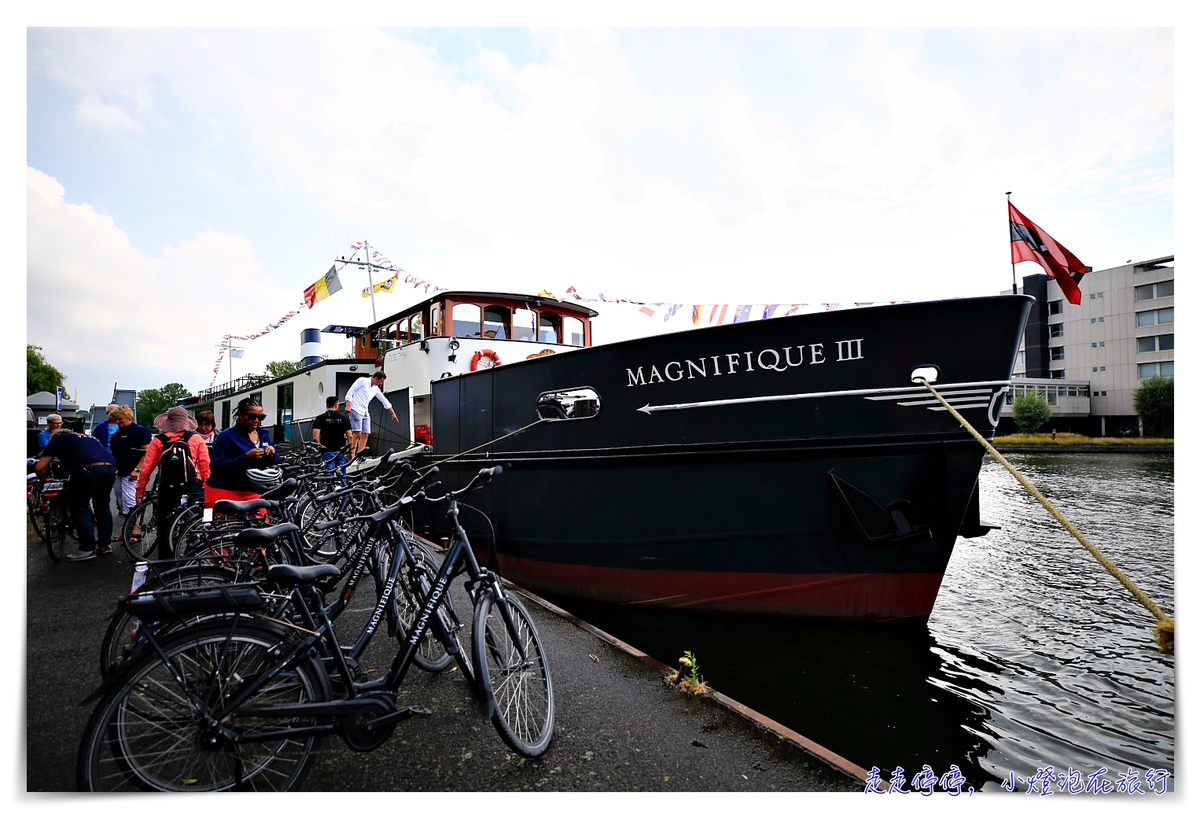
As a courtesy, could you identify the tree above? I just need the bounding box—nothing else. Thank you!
[27,345,66,395]
[264,359,302,379]
[135,383,191,430]
[1012,392,1052,434]
[1133,376,1173,437]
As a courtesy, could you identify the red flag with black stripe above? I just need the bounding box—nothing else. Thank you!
[1009,202,1091,304]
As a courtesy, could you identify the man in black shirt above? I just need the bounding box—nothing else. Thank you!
[36,431,118,561]
[312,396,351,468]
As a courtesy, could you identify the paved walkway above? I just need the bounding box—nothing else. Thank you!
[26,516,861,792]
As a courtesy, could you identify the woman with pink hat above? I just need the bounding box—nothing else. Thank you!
[135,406,211,560]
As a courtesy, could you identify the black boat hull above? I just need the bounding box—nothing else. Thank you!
[427,296,1032,620]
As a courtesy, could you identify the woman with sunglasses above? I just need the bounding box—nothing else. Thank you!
[204,397,279,507]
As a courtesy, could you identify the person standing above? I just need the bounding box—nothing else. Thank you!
[34,429,118,561]
[92,403,120,450]
[205,398,280,507]
[136,407,211,560]
[344,370,397,459]
[38,414,63,449]
[108,405,151,516]
[195,410,219,446]
[311,396,351,467]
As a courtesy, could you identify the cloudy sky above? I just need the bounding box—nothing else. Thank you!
[23,19,1173,410]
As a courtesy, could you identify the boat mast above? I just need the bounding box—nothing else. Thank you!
[1006,191,1017,295]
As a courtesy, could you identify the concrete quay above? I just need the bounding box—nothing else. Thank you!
[26,524,862,793]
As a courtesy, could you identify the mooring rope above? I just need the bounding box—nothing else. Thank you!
[919,378,1174,651]
[417,417,550,474]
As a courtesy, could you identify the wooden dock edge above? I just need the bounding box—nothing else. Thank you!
[506,580,873,786]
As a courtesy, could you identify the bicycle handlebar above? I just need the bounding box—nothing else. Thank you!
[418,465,502,505]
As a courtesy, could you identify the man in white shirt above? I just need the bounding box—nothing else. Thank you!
[344,370,398,458]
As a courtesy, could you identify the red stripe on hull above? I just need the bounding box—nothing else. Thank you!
[494,553,945,620]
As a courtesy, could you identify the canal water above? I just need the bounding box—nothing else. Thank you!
[545,452,1175,792]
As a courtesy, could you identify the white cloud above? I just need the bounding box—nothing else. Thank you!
[27,167,301,407]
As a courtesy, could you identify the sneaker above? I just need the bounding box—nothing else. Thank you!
[97,544,114,556]
[65,549,97,562]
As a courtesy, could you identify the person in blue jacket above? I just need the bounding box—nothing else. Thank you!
[205,397,280,505]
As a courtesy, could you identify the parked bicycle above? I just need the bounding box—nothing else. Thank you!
[77,466,553,791]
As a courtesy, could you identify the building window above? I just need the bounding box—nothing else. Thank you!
[1100,366,1106,371]
[1092,366,1098,372]
[1139,362,1163,379]
[1161,361,1174,377]
[1049,323,1064,337]
[1049,346,1065,361]
[1135,284,1155,301]
[1098,316,1104,323]
[1098,291,1104,298]
[1157,280,1174,298]
[1050,370,1066,380]
[1132,333,1171,352]
[1048,299,1064,315]
[1138,308,1173,327]
[1099,341,1105,347]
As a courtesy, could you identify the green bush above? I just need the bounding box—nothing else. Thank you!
[1133,376,1173,437]
[1012,392,1052,434]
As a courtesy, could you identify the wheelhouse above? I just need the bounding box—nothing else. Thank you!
[354,291,596,360]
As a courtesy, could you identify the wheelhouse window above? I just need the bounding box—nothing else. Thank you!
[513,308,537,342]
[564,316,585,346]
[453,303,482,337]
[483,306,509,340]
[539,313,561,343]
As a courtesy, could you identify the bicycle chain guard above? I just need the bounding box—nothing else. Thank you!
[339,696,397,752]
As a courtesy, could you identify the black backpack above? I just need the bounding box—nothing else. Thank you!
[157,431,198,490]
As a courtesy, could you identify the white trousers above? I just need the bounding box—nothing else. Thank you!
[114,475,137,514]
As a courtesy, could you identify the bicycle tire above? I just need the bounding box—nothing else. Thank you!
[45,499,70,563]
[298,490,371,562]
[472,589,554,757]
[28,491,46,540]
[377,540,452,672]
[166,503,203,555]
[98,565,240,679]
[121,498,159,561]
[78,620,329,792]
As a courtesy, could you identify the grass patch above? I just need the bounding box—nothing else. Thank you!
[994,433,1173,446]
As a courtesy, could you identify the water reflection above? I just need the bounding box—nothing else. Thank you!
[543,452,1174,791]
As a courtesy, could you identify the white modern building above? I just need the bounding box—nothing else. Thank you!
[999,254,1174,436]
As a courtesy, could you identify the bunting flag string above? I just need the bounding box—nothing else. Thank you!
[205,303,306,388]
[559,286,899,325]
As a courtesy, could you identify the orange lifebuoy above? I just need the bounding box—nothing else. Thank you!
[470,349,502,370]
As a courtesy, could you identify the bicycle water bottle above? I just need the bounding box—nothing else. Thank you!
[130,563,148,594]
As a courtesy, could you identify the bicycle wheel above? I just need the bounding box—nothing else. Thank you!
[166,504,202,555]
[45,500,70,563]
[98,565,240,679]
[28,490,46,540]
[78,621,329,792]
[377,540,452,672]
[299,490,371,562]
[121,498,158,561]
[472,589,554,757]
